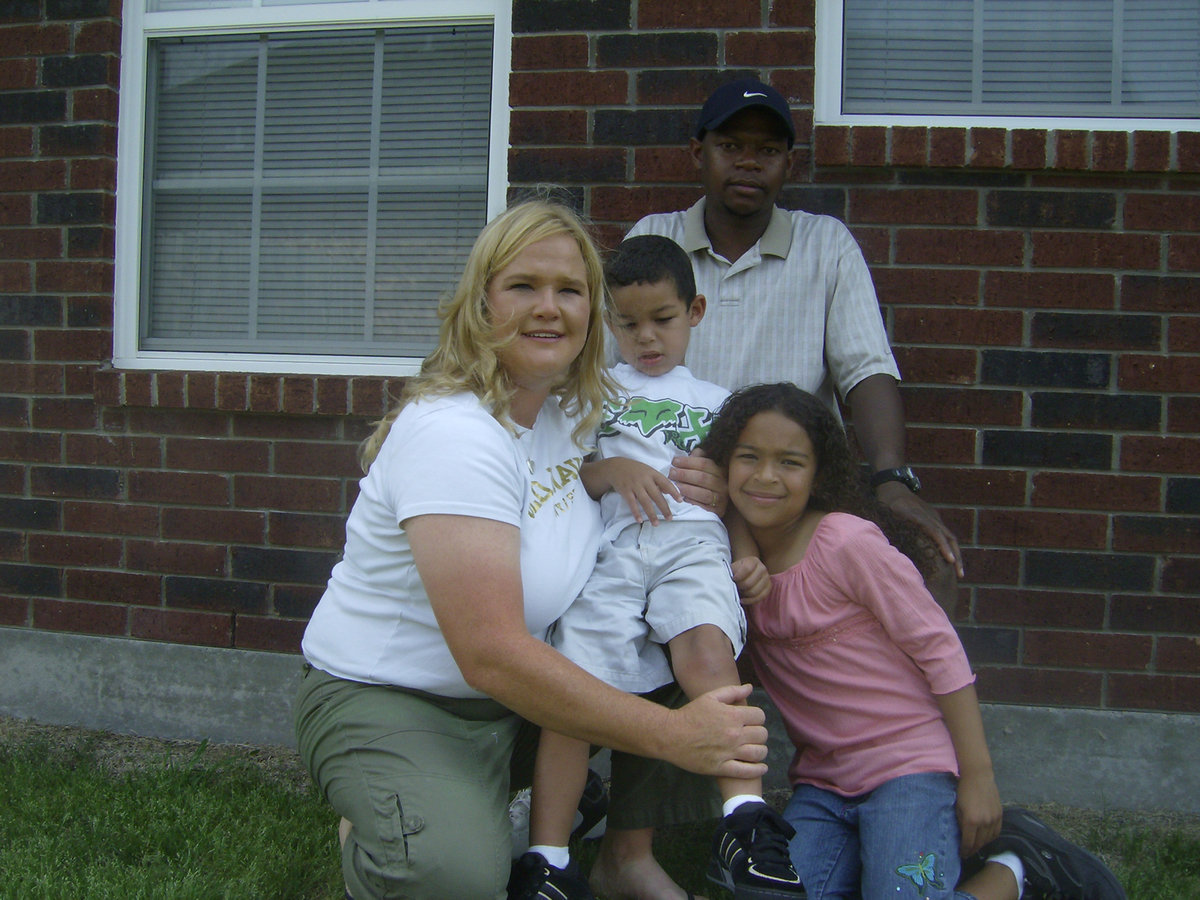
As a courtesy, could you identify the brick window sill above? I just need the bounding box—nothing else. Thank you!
[812,125,1200,173]
[93,367,405,418]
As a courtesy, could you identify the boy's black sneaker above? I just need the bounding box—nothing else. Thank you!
[507,851,596,900]
[707,802,806,899]
[987,807,1126,900]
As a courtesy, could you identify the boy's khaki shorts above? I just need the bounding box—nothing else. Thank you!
[551,520,746,693]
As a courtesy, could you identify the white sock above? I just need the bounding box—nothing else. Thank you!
[723,794,765,817]
[527,844,570,870]
[987,851,1025,900]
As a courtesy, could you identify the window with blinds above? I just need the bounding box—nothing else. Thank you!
[114,0,509,374]
[823,0,1199,123]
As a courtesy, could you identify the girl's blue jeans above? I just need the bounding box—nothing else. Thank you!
[783,772,980,900]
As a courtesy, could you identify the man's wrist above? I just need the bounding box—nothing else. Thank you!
[870,465,921,494]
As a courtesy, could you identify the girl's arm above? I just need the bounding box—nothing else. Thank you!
[935,683,1002,856]
[725,505,757,561]
[726,507,770,604]
[731,556,770,605]
[406,513,769,779]
[672,449,768,603]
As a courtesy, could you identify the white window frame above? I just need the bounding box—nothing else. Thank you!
[113,0,512,377]
[815,0,1199,132]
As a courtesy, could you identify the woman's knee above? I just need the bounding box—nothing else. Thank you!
[341,801,510,900]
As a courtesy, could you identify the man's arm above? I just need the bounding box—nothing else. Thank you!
[846,373,964,580]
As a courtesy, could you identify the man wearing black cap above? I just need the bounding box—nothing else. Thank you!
[627,76,963,591]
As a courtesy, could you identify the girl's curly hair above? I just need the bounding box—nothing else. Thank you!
[700,382,936,576]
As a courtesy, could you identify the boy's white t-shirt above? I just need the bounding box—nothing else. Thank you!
[596,363,730,539]
[301,392,602,698]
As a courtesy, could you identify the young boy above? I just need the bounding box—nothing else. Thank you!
[507,235,805,900]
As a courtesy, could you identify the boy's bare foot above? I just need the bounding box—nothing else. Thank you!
[589,841,707,900]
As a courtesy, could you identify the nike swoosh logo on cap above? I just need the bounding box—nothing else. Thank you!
[743,91,768,98]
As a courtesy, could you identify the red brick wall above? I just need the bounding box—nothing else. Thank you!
[0,0,398,654]
[2,0,1198,714]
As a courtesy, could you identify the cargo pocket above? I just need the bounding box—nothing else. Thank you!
[377,791,426,869]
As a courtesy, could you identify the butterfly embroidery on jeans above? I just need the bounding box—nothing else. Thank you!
[896,852,945,890]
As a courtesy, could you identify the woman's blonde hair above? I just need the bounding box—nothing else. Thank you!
[359,197,616,470]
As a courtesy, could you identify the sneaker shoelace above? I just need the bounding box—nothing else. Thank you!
[747,818,796,877]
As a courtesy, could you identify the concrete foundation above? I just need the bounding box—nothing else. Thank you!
[1,626,1195,814]
[0,625,302,747]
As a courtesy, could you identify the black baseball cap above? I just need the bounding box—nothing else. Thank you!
[694,78,795,147]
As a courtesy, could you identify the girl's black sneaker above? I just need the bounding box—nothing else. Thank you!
[988,807,1126,900]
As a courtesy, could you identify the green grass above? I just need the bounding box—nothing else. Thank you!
[0,734,343,899]
[1058,813,1200,900]
[0,721,1197,899]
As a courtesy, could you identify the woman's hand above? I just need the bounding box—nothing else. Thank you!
[670,449,727,516]
[955,769,1002,856]
[666,683,769,779]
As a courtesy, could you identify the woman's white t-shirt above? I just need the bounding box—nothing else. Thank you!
[301,392,602,698]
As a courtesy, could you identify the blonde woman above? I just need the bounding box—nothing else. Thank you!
[293,199,767,900]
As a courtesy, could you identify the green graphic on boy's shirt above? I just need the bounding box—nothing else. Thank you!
[599,396,715,453]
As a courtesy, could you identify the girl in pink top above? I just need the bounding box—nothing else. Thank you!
[702,383,1126,900]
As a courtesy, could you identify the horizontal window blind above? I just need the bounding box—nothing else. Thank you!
[147,0,368,13]
[141,24,491,356]
[843,0,1200,117]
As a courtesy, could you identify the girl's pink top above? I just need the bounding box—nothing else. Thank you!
[746,512,974,797]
